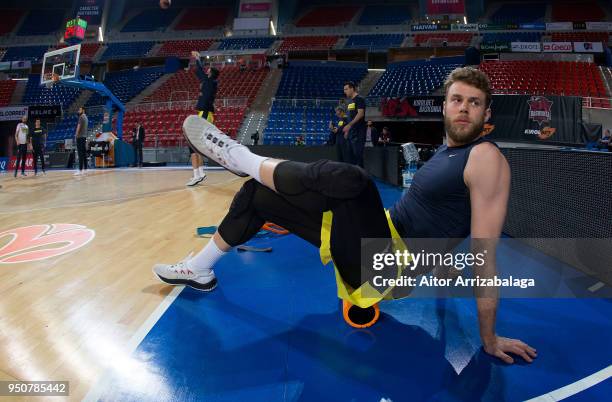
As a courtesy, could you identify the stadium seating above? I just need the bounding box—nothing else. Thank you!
[552,1,605,22]
[143,65,268,106]
[0,80,17,107]
[156,40,214,58]
[121,8,181,32]
[87,66,165,106]
[217,37,275,51]
[277,36,339,52]
[414,33,473,47]
[345,34,404,50]
[295,6,360,27]
[275,62,368,99]
[264,100,335,145]
[17,9,65,36]
[482,32,542,43]
[550,32,609,44]
[46,113,104,146]
[357,4,411,25]
[369,58,464,97]
[0,9,24,36]
[99,42,155,61]
[53,42,101,62]
[22,74,81,109]
[1,46,49,62]
[122,105,245,146]
[174,7,229,30]
[479,60,607,97]
[489,3,547,23]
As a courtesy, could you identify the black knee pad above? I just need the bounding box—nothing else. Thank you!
[227,179,259,219]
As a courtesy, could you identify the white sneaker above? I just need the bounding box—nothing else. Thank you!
[186,174,206,187]
[182,115,247,177]
[73,171,82,176]
[153,253,217,292]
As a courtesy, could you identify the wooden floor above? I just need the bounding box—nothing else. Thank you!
[0,168,244,401]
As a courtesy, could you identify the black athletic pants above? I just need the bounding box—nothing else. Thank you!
[77,137,87,171]
[217,160,391,289]
[33,143,45,174]
[14,144,27,176]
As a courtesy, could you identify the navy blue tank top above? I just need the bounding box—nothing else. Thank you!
[390,137,496,238]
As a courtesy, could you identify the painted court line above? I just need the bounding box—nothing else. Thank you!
[81,285,184,402]
[524,365,611,401]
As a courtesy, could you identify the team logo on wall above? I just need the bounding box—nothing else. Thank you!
[525,96,556,139]
[0,224,95,264]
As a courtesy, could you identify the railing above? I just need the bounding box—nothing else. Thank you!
[582,97,612,109]
[129,97,248,113]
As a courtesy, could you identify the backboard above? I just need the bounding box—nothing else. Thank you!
[41,44,81,86]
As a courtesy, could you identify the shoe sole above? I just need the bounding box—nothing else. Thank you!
[182,115,248,177]
[186,176,206,187]
[154,272,218,292]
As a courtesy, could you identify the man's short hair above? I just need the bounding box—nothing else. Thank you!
[443,67,492,108]
[80,106,86,113]
[344,81,357,90]
[335,106,344,114]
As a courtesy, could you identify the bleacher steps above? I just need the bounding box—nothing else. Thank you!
[125,73,174,109]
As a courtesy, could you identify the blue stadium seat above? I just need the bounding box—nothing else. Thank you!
[490,3,546,23]
[217,37,275,51]
[482,32,542,43]
[121,8,181,32]
[22,74,81,110]
[99,42,155,61]
[2,46,49,62]
[357,5,411,25]
[17,9,65,36]
[345,34,404,51]
[275,61,368,99]
[263,99,338,146]
[46,112,104,147]
[369,57,465,97]
[87,66,165,106]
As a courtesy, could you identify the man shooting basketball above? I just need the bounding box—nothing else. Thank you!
[153,67,537,365]
[185,51,219,187]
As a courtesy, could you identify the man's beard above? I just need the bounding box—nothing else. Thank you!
[444,115,485,145]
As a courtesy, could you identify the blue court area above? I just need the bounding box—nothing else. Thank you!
[101,182,611,402]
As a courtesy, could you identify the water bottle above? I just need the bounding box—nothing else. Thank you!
[402,161,417,189]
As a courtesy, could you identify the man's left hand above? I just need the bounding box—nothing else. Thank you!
[483,335,537,364]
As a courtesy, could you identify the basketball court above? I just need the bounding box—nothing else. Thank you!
[0,169,610,401]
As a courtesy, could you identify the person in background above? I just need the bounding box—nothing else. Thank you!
[379,127,391,146]
[251,130,260,145]
[74,107,89,176]
[330,107,349,162]
[14,116,29,178]
[134,121,145,167]
[31,119,47,175]
[365,120,379,148]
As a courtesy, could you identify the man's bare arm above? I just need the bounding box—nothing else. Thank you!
[465,142,537,364]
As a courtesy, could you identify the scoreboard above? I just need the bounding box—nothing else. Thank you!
[64,18,88,45]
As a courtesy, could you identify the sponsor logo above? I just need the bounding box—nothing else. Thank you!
[481,123,495,136]
[527,96,553,127]
[0,224,95,264]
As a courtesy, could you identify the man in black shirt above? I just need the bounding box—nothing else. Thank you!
[31,119,46,175]
[187,50,219,186]
[342,81,367,167]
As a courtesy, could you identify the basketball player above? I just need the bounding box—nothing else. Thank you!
[31,119,46,175]
[342,81,367,167]
[14,116,29,177]
[186,51,219,187]
[154,67,537,364]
